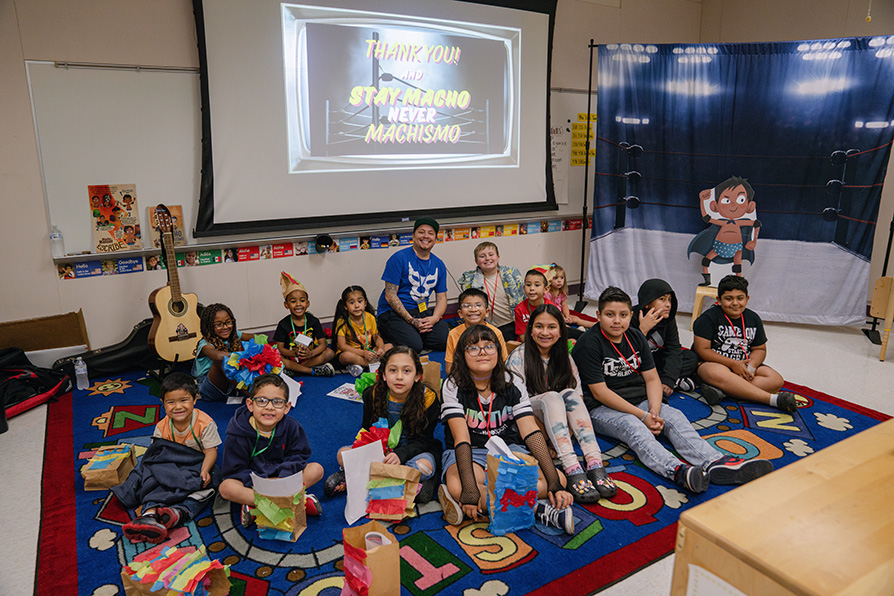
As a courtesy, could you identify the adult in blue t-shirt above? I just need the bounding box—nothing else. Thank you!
[377,217,449,352]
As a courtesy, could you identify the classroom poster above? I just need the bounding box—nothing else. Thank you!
[57,264,76,279]
[223,248,238,263]
[564,219,583,231]
[503,224,519,236]
[525,222,541,234]
[370,235,390,249]
[176,251,200,267]
[294,241,308,256]
[101,260,118,275]
[398,233,413,246]
[548,220,563,232]
[272,243,294,258]
[146,205,186,249]
[259,245,274,260]
[454,228,471,241]
[339,237,359,252]
[89,184,142,253]
[75,261,102,278]
[197,250,222,265]
[479,225,496,238]
[238,246,260,261]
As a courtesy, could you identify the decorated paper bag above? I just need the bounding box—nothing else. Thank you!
[81,444,136,491]
[120,545,230,595]
[340,521,399,596]
[250,472,306,542]
[365,461,421,521]
[486,453,539,536]
[419,355,442,399]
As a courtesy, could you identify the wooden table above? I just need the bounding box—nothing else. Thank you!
[671,418,894,596]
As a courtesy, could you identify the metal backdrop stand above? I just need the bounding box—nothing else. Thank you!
[575,39,597,312]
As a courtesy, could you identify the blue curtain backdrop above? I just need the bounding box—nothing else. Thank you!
[586,37,894,325]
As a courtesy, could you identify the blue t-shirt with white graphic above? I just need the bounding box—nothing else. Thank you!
[377,247,448,314]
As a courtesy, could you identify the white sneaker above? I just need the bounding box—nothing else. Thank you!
[347,364,363,378]
[438,484,463,526]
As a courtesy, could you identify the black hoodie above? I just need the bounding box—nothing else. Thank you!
[631,279,681,387]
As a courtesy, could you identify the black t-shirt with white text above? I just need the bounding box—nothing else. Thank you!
[572,326,656,409]
[692,305,767,362]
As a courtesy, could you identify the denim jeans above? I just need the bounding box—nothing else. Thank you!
[144,487,214,523]
[404,452,436,481]
[589,400,722,480]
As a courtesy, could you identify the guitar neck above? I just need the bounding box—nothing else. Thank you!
[161,231,183,301]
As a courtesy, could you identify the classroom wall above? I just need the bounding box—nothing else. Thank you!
[2,0,892,348]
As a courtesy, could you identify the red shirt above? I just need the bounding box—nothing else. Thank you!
[514,297,555,340]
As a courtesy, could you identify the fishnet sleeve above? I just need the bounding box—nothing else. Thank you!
[523,429,563,495]
[454,442,481,506]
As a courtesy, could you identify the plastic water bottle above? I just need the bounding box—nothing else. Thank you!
[50,225,65,259]
[75,357,89,390]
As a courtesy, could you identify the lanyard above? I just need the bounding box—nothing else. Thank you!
[723,312,750,358]
[476,391,495,437]
[290,316,309,345]
[483,273,498,316]
[250,425,276,460]
[358,313,372,350]
[170,414,203,450]
[600,328,641,373]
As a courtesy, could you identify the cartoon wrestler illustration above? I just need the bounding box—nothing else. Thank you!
[687,176,761,286]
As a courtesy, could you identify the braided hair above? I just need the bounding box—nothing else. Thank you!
[197,303,243,354]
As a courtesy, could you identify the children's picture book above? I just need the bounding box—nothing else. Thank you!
[89,184,142,253]
[146,204,185,249]
[197,250,222,265]
[327,383,363,403]
[272,243,293,258]
[116,257,144,274]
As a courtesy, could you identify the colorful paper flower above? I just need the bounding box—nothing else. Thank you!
[223,338,283,390]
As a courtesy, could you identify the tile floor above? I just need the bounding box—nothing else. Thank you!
[2,314,891,595]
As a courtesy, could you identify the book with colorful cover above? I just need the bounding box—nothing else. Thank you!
[146,204,185,249]
[89,184,142,253]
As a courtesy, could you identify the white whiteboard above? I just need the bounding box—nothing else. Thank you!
[27,62,201,255]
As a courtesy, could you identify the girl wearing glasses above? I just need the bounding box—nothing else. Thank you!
[506,304,616,504]
[438,325,575,534]
[193,303,252,402]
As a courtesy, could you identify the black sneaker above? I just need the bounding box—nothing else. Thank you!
[312,363,335,377]
[677,377,697,392]
[123,515,168,544]
[777,391,798,412]
[534,501,575,535]
[154,506,183,529]
[417,476,438,504]
[586,466,618,499]
[674,464,709,493]
[323,470,347,497]
[240,504,254,528]
[707,456,774,485]
[700,383,725,406]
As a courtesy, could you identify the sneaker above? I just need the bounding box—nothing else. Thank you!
[346,364,364,378]
[535,501,575,535]
[677,376,697,392]
[417,476,438,504]
[154,506,183,529]
[707,456,774,485]
[700,383,725,406]
[123,515,168,544]
[777,391,798,412]
[312,363,335,377]
[305,493,323,516]
[323,470,347,498]
[586,466,618,499]
[567,472,600,504]
[674,464,709,493]
[240,504,254,528]
[438,484,463,526]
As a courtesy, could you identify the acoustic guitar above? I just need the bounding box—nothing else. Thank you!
[148,205,201,362]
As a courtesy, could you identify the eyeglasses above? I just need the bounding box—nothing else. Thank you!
[460,303,485,311]
[213,320,235,329]
[251,396,287,409]
[465,343,498,356]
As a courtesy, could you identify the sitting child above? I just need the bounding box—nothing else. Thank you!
[445,288,508,374]
[572,287,774,494]
[439,325,575,534]
[219,374,324,525]
[323,346,442,502]
[332,285,393,377]
[192,303,254,401]
[631,279,698,397]
[273,272,336,377]
[117,373,221,543]
[692,275,797,411]
[514,269,554,342]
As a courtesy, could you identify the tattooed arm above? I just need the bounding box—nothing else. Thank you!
[385,281,420,328]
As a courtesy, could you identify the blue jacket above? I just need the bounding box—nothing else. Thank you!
[112,438,215,509]
[220,405,311,487]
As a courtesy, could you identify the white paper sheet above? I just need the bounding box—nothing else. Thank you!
[486,436,520,461]
[280,372,303,407]
[342,440,384,525]
[250,470,304,497]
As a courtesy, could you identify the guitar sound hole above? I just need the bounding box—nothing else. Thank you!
[170,300,186,315]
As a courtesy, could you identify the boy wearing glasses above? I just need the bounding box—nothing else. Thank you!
[445,288,508,374]
[219,374,325,525]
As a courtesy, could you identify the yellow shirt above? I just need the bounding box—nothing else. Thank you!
[445,322,508,365]
[336,312,378,351]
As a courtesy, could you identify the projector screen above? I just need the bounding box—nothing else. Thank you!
[193,0,556,236]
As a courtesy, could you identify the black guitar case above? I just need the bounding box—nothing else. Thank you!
[53,318,169,377]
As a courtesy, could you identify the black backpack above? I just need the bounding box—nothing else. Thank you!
[0,347,72,434]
